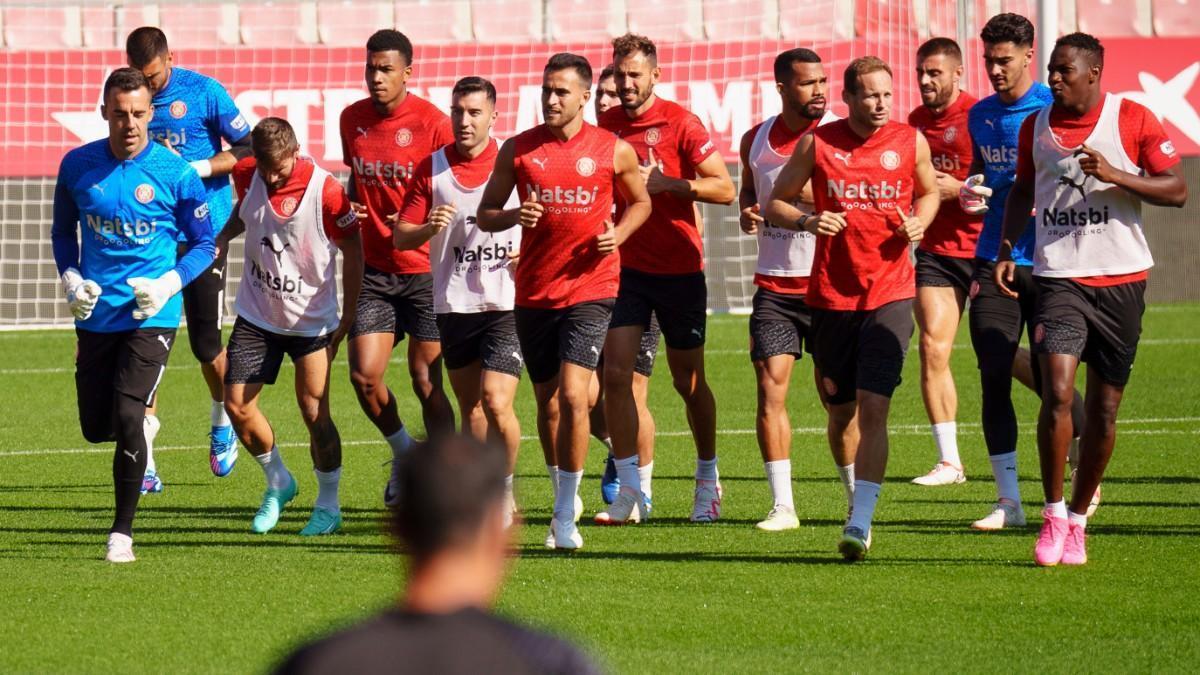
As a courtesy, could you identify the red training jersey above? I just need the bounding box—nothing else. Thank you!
[751,116,820,295]
[599,97,717,275]
[398,140,499,225]
[232,157,358,241]
[511,123,620,309]
[1015,97,1180,287]
[340,95,453,274]
[809,119,918,311]
[908,91,981,258]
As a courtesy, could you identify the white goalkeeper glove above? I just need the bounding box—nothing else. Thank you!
[127,270,182,320]
[62,267,101,321]
[959,174,993,215]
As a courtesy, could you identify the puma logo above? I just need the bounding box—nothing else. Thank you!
[512,351,523,363]
[1058,174,1088,202]
[531,157,548,170]
[90,183,106,196]
[590,345,600,355]
[260,237,291,262]
[156,334,172,351]
[356,126,369,138]
[984,119,996,130]
[123,449,140,462]
[832,151,851,166]
[691,328,704,339]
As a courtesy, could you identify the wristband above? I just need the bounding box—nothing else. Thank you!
[796,214,811,231]
[189,159,213,179]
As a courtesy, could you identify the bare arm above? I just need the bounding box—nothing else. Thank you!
[328,230,363,359]
[764,135,816,231]
[610,140,653,247]
[206,135,254,177]
[910,134,941,228]
[477,139,529,232]
[737,130,763,234]
[214,213,246,259]
[1077,145,1187,208]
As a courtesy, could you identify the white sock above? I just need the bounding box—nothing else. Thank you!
[211,400,231,428]
[931,421,960,467]
[989,451,1021,504]
[638,461,654,500]
[614,456,640,494]
[837,464,855,511]
[554,469,582,523]
[505,474,514,491]
[695,457,719,482]
[764,460,794,509]
[314,467,341,513]
[847,480,881,532]
[1068,510,1087,529]
[386,426,414,462]
[255,447,290,490]
[143,415,159,473]
[546,464,559,501]
[1046,499,1068,519]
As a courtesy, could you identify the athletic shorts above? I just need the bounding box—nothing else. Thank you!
[1032,277,1146,387]
[811,299,913,405]
[436,311,524,378]
[969,259,1040,378]
[749,288,813,362]
[915,249,974,293]
[610,268,707,350]
[180,245,227,362]
[350,266,440,342]
[635,314,661,377]
[514,300,614,384]
[225,317,331,385]
[75,327,176,441]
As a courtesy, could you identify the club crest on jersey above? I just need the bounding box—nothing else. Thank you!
[576,157,596,177]
[395,128,413,147]
[943,126,958,143]
[280,197,299,216]
[880,150,901,171]
[135,184,155,204]
[169,100,187,119]
[644,127,661,146]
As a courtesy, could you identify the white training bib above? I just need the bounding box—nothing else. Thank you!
[235,160,341,336]
[428,146,520,314]
[1032,94,1152,277]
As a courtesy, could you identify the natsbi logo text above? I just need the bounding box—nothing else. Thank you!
[249,259,306,294]
[453,241,515,264]
[1042,205,1111,227]
[827,179,904,200]
[352,157,413,182]
[524,183,601,214]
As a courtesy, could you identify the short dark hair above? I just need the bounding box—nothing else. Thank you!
[598,64,615,83]
[392,435,508,561]
[125,26,169,68]
[612,33,657,66]
[980,12,1035,47]
[251,117,300,161]
[452,76,497,105]
[1055,32,1105,68]
[366,29,413,66]
[103,67,150,102]
[544,52,592,88]
[844,56,892,95]
[773,48,821,84]
[917,37,962,63]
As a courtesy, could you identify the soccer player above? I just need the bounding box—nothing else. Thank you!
[394,77,523,524]
[739,48,851,531]
[477,53,651,549]
[217,118,363,535]
[905,38,981,486]
[996,33,1186,565]
[126,27,252,487]
[766,56,940,561]
[959,13,1087,529]
[340,30,456,505]
[51,68,216,562]
[597,34,736,525]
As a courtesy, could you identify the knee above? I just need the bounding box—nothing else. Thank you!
[757,379,788,413]
[189,327,223,364]
[1090,397,1121,431]
[408,363,434,394]
[1044,378,1076,411]
[481,389,511,420]
[827,403,857,430]
[558,386,591,415]
[224,398,253,425]
[298,399,326,428]
[671,366,704,399]
[919,334,951,368]
[113,395,145,435]
[80,417,112,444]
[603,361,634,392]
[349,367,382,396]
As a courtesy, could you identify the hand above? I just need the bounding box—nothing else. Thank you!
[350,201,368,221]
[1075,144,1117,184]
[519,193,544,228]
[935,171,963,202]
[639,148,676,195]
[62,268,101,321]
[326,319,352,360]
[959,174,992,214]
[427,204,457,236]
[596,220,617,255]
[806,211,848,236]
[506,251,520,268]
[894,206,925,243]
[739,203,763,234]
[993,260,1019,299]
[127,271,183,320]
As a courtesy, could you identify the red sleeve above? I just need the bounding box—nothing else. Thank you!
[396,156,435,226]
[321,175,358,241]
[1014,114,1037,182]
[232,156,257,201]
[339,107,353,167]
[1120,99,1181,175]
[680,111,717,166]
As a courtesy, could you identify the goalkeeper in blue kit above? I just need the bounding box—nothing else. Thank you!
[50,68,216,563]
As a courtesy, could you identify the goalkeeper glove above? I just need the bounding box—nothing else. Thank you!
[959,174,993,215]
[62,268,101,321]
[127,270,182,320]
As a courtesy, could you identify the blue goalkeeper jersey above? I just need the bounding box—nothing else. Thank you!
[148,66,250,235]
[968,82,1053,264]
[51,139,216,332]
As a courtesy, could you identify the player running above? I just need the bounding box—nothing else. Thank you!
[905,38,981,487]
[125,27,252,488]
[217,118,363,536]
[394,77,523,526]
[996,33,1186,565]
[478,53,651,549]
[340,30,456,505]
[766,56,940,561]
[51,68,216,562]
[739,48,852,531]
[597,34,736,525]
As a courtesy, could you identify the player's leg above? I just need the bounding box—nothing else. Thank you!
[448,362,486,439]
[749,289,802,531]
[182,247,237,478]
[811,308,861,518]
[514,306,567,516]
[293,339,343,536]
[603,270,653,505]
[912,252,968,485]
[478,313,524,527]
[631,314,660,508]
[76,330,122,560]
[436,313,486,440]
[399,274,455,437]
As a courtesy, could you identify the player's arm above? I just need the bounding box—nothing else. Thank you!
[605,139,652,250]
[51,165,102,319]
[897,133,941,241]
[478,139,533,232]
[1075,147,1187,207]
[128,172,217,320]
[394,162,450,250]
[737,129,764,234]
[202,135,253,178]
[645,148,735,204]
[959,117,991,214]
[214,213,245,259]
[329,230,363,359]
[765,135,842,235]
[993,117,1038,298]
[197,87,253,178]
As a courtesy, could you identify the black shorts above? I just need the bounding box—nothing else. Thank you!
[1032,277,1146,386]
[635,314,661,377]
[749,287,813,362]
[350,266,440,342]
[969,259,1040,378]
[180,245,227,362]
[436,311,524,378]
[76,327,176,441]
[811,299,914,405]
[611,268,707,350]
[225,317,331,385]
[915,249,975,293]
[514,300,614,384]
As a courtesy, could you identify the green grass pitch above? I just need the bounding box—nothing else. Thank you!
[1,305,1198,672]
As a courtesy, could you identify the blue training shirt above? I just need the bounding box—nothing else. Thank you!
[148,66,249,235]
[968,82,1054,264]
[51,139,216,332]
